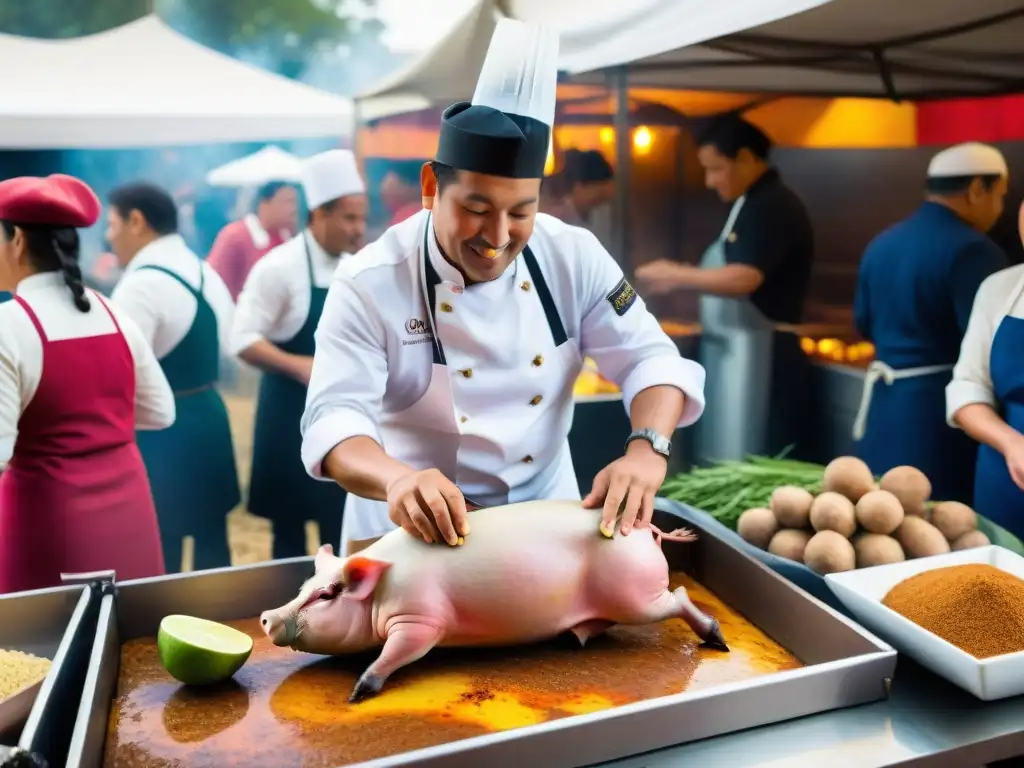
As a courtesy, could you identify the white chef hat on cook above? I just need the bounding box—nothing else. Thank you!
[300,149,366,210]
[927,142,1008,178]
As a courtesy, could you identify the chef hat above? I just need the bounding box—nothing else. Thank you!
[300,149,366,210]
[0,174,101,228]
[927,142,1008,179]
[435,19,560,179]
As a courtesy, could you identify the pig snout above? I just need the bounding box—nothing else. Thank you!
[261,609,298,647]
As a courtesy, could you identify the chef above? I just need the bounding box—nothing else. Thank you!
[206,181,297,300]
[948,200,1024,534]
[634,114,814,463]
[107,182,241,573]
[853,142,1009,504]
[232,149,367,559]
[0,174,174,594]
[300,19,706,556]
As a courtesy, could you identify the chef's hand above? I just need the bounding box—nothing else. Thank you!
[386,468,469,546]
[583,442,668,536]
[1004,436,1024,491]
[634,260,692,296]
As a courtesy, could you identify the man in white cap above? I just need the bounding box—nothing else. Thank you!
[299,20,709,581]
[852,141,1009,504]
[231,149,367,559]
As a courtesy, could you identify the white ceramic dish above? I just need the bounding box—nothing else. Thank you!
[825,545,1024,700]
[0,678,44,736]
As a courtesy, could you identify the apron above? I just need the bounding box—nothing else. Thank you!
[339,213,581,553]
[248,234,346,559]
[972,270,1024,536]
[0,294,165,594]
[852,362,975,503]
[696,197,805,462]
[134,265,240,573]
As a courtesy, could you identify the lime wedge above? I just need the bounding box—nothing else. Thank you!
[157,614,253,686]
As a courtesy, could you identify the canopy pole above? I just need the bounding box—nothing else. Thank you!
[610,65,631,278]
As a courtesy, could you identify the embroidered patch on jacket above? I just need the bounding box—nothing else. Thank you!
[606,278,637,317]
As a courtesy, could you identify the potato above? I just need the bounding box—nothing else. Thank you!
[738,507,778,549]
[804,530,856,574]
[952,529,991,551]
[768,529,812,562]
[855,490,904,535]
[930,501,977,541]
[809,492,857,537]
[853,533,905,568]
[770,486,814,528]
[880,466,931,516]
[822,456,876,502]
[894,515,950,558]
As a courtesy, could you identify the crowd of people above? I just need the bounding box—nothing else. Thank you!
[0,17,1021,594]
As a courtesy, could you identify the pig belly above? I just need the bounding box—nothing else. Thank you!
[373,502,673,647]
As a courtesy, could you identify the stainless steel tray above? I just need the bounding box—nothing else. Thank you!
[69,500,897,768]
[0,584,92,751]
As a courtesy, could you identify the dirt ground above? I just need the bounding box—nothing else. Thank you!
[177,365,320,572]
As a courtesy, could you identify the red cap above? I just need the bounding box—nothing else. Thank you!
[0,174,101,229]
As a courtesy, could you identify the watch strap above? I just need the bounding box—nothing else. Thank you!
[625,428,671,458]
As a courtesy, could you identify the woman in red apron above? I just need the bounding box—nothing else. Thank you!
[0,174,173,594]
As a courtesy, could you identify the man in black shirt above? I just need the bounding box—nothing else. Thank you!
[636,114,814,322]
[636,114,815,461]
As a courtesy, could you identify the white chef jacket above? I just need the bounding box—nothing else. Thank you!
[230,230,345,355]
[300,210,707,547]
[0,273,175,466]
[110,234,236,361]
[947,264,1024,425]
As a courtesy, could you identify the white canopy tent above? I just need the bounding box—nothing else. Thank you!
[0,15,355,149]
[205,145,305,187]
[561,0,1024,100]
[356,0,1024,121]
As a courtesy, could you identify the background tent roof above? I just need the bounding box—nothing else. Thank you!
[0,16,355,149]
[562,0,1024,100]
[205,146,305,187]
[356,0,1024,121]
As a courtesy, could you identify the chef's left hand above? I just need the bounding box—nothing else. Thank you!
[634,260,692,296]
[583,442,668,536]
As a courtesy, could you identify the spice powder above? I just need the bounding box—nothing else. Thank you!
[881,563,1024,659]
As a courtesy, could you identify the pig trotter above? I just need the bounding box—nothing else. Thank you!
[700,617,729,652]
[349,672,385,703]
[671,587,730,652]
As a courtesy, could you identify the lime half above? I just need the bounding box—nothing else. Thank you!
[157,614,253,686]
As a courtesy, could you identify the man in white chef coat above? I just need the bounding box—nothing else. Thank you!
[300,19,707,556]
[231,150,367,559]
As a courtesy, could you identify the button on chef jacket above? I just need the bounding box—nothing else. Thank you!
[300,209,707,548]
[947,263,1024,537]
[854,201,1008,502]
[230,229,350,556]
[110,233,241,572]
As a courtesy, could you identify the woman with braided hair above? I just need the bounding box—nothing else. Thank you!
[0,174,175,594]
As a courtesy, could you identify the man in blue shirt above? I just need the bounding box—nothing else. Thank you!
[853,141,1010,503]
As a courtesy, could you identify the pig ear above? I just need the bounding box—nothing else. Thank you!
[315,544,336,572]
[342,556,391,601]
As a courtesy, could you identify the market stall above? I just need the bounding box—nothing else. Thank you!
[0,15,355,148]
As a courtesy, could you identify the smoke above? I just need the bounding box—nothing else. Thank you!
[57,5,409,271]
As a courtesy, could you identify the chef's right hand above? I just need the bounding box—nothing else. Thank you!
[386,468,469,546]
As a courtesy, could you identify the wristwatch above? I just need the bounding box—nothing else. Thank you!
[624,428,672,459]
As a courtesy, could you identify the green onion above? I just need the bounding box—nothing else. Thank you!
[660,451,826,530]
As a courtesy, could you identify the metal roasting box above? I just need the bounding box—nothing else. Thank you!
[0,580,105,766]
[18,501,896,768]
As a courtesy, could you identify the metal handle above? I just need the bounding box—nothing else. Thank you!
[60,570,116,585]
